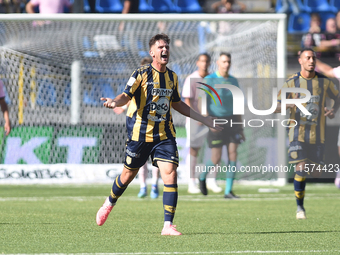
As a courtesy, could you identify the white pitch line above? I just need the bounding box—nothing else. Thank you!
[3,250,339,255]
[0,194,339,202]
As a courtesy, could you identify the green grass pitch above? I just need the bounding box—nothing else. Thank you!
[1,184,339,254]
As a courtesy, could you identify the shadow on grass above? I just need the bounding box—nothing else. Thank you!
[240,230,340,234]
[184,230,340,235]
[0,223,56,225]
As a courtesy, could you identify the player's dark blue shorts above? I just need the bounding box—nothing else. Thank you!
[124,138,179,170]
[288,140,325,166]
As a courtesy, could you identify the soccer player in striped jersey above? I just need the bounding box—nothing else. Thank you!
[96,33,221,235]
[276,48,340,219]
[113,57,160,199]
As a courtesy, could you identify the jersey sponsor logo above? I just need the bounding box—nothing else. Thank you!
[150,97,170,115]
[126,156,132,165]
[127,77,136,86]
[171,156,178,161]
[126,148,140,158]
[168,81,174,89]
[290,151,298,159]
[151,88,172,96]
[146,82,159,85]
[301,95,320,103]
[288,145,302,152]
[147,114,167,122]
[300,96,320,125]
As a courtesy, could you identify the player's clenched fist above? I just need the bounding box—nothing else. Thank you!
[100,97,116,109]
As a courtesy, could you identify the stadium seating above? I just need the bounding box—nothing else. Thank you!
[319,12,336,31]
[83,0,91,13]
[64,83,71,106]
[139,0,152,12]
[136,40,149,57]
[83,81,115,106]
[36,80,57,106]
[288,12,311,33]
[174,0,202,13]
[95,0,123,13]
[275,0,307,13]
[303,0,336,13]
[149,0,177,13]
[329,0,340,13]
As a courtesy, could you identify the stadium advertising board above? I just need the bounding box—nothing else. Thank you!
[0,125,188,184]
[0,164,123,184]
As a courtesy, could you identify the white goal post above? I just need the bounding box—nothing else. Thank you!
[0,14,287,185]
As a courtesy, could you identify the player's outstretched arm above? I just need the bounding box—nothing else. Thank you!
[172,100,222,131]
[316,59,335,78]
[100,93,130,109]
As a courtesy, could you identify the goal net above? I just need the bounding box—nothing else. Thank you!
[0,14,286,184]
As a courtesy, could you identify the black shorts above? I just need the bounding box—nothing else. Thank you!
[124,138,179,170]
[207,116,243,148]
[288,140,325,166]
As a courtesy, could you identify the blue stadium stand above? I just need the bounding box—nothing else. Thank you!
[303,0,337,13]
[102,83,115,99]
[275,0,307,13]
[329,0,340,13]
[113,62,128,73]
[149,0,177,13]
[319,12,336,31]
[174,0,202,13]
[83,81,115,106]
[95,0,123,13]
[36,80,57,106]
[139,0,152,12]
[64,83,71,106]
[288,12,311,33]
[83,0,91,13]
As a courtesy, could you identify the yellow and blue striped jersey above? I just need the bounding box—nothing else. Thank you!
[123,63,181,142]
[278,71,339,144]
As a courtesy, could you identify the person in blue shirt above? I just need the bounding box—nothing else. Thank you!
[199,52,245,199]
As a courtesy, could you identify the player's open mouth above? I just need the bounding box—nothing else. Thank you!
[161,53,168,61]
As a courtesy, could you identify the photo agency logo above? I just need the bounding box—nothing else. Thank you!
[197,82,312,128]
[197,82,222,106]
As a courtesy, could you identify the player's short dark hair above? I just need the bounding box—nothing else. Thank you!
[140,57,152,65]
[299,48,315,57]
[220,52,231,59]
[198,53,211,62]
[149,34,170,49]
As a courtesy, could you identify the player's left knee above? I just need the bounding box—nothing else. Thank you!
[121,168,138,184]
[228,151,237,161]
[159,163,177,182]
